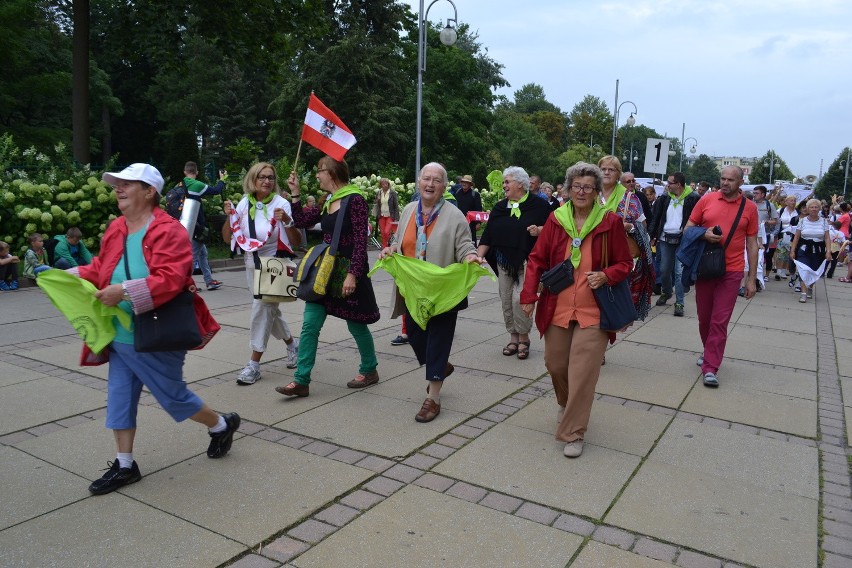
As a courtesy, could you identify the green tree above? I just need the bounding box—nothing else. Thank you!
[615,124,663,176]
[566,95,612,150]
[747,151,795,184]
[489,108,554,180]
[814,148,851,201]
[686,154,720,187]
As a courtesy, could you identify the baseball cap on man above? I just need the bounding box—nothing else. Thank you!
[102,163,165,194]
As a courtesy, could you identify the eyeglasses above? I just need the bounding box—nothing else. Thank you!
[623,179,636,185]
[257,175,275,182]
[570,184,596,193]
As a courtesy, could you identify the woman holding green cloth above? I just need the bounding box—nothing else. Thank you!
[381,162,485,423]
[476,166,552,360]
[278,156,380,397]
[520,162,633,458]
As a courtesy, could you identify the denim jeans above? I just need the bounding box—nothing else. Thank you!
[658,239,684,304]
[191,239,213,285]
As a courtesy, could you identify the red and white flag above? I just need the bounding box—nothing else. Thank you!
[301,93,357,161]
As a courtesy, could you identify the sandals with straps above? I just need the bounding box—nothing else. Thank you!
[517,341,531,360]
[502,342,519,356]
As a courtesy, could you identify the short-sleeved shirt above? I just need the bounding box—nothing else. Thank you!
[688,192,758,273]
[552,236,600,329]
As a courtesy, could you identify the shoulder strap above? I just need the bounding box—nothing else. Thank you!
[329,196,351,255]
[722,196,748,250]
[247,207,263,270]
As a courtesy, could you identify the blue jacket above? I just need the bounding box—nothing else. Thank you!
[677,226,708,291]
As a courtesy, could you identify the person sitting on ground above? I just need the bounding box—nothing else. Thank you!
[23,233,51,279]
[53,227,93,269]
[0,241,20,291]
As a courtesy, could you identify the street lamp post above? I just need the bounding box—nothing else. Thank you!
[623,145,639,172]
[610,79,637,155]
[764,151,777,184]
[415,0,458,185]
[840,148,851,199]
[678,122,698,171]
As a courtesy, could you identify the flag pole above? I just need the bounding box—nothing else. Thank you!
[292,91,313,174]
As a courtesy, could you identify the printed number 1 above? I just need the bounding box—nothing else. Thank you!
[654,142,662,161]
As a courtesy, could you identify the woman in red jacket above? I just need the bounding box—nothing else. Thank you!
[520,162,633,458]
[74,163,239,496]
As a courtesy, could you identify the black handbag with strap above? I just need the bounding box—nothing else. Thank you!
[696,196,747,280]
[295,196,350,302]
[592,233,637,332]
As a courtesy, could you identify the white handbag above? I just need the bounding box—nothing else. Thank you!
[252,256,298,303]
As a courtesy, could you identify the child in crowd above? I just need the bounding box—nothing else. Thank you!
[23,233,51,279]
[0,241,20,291]
[53,227,93,269]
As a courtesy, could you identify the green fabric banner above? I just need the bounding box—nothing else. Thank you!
[369,254,495,330]
[37,270,132,353]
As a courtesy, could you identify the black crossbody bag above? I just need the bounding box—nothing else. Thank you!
[696,197,746,280]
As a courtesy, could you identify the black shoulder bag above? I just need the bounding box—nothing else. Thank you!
[123,235,201,352]
[696,196,747,280]
[295,196,350,302]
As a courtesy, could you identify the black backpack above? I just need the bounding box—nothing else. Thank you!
[164,184,186,220]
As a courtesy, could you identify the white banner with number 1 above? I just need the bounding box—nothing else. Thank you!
[644,138,670,175]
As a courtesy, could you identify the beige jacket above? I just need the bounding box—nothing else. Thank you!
[389,201,477,318]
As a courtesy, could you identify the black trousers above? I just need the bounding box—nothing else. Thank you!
[405,307,458,381]
[0,262,18,284]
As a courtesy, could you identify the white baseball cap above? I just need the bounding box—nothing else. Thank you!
[102,163,165,194]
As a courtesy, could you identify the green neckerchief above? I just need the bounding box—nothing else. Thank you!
[600,183,627,214]
[323,184,366,213]
[553,201,608,268]
[443,190,457,203]
[248,192,275,220]
[508,190,529,218]
[667,186,693,208]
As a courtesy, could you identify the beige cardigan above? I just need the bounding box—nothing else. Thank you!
[389,200,477,318]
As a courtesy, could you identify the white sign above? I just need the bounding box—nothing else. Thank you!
[644,138,670,175]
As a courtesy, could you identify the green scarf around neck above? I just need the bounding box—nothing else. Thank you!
[508,190,529,218]
[601,183,627,214]
[248,192,275,220]
[553,201,608,268]
[666,186,693,208]
[323,184,366,213]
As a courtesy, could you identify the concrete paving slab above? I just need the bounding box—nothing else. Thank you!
[572,541,674,568]
[607,461,818,568]
[123,436,372,546]
[448,344,547,379]
[197,375,353,426]
[506,397,670,457]
[434,424,640,520]
[0,360,51,387]
[0,319,76,347]
[651,420,819,499]
[596,362,695,409]
[292,485,582,568]
[15,405,246,480]
[277,390,471,458]
[722,337,816,371]
[737,304,815,334]
[0,446,88,530]
[452,315,514,344]
[604,342,701,378]
[0,376,106,435]
[832,322,852,341]
[366,367,529,416]
[705,359,816,399]
[728,326,815,354]
[0,493,245,568]
[681,382,817,437]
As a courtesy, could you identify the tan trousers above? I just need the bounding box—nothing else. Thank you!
[544,322,608,442]
[497,263,533,335]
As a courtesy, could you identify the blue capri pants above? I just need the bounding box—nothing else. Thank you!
[105,342,204,430]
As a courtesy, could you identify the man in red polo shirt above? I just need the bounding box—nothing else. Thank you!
[685,166,759,387]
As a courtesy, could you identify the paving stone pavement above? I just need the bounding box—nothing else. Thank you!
[0,257,849,568]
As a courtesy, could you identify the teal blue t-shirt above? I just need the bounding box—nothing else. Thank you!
[110,228,149,344]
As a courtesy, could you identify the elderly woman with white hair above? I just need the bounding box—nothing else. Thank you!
[381,162,485,423]
[477,166,552,360]
[789,198,832,303]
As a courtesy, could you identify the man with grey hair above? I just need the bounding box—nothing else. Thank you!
[684,165,759,388]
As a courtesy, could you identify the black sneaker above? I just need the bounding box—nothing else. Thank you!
[207,412,241,458]
[88,460,142,495]
[655,293,671,306]
[390,335,409,346]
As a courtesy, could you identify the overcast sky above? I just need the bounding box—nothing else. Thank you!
[403,0,852,178]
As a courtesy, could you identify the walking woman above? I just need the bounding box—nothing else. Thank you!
[278,157,380,397]
[373,177,400,248]
[520,162,633,458]
[789,198,832,303]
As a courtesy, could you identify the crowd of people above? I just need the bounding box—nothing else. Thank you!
[36,154,844,497]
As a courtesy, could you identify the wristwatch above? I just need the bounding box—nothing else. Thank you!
[121,283,132,305]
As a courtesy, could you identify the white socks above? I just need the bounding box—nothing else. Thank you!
[247,360,260,371]
[209,415,227,434]
[116,452,134,469]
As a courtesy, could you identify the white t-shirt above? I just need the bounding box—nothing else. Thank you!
[796,216,828,242]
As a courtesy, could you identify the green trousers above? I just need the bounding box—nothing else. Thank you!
[294,301,378,385]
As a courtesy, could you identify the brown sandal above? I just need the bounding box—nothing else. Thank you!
[502,342,519,356]
[517,341,530,360]
[347,370,379,388]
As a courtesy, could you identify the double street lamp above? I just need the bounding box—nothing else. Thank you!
[678,122,697,171]
[839,148,851,199]
[415,0,458,183]
[764,150,778,184]
[623,147,639,173]
[610,79,637,155]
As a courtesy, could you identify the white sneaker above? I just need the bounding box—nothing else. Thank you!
[236,364,261,385]
[563,440,584,458]
[799,293,807,303]
[286,338,300,369]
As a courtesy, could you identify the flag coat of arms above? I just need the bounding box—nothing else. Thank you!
[301,93,357,161]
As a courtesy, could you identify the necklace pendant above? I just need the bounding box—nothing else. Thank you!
[572,237,582,248]
[256,202,263,210]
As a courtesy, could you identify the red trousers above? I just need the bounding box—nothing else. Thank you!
[695,271,742,374]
